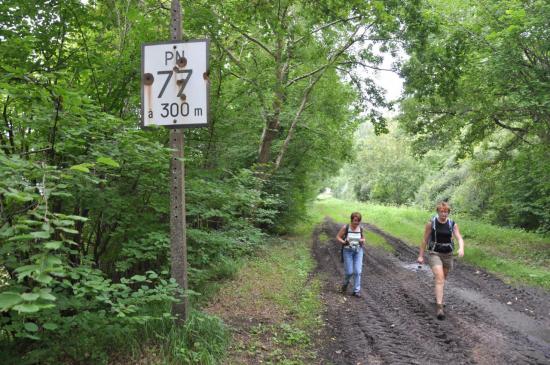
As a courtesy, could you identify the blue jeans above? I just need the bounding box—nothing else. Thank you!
[343,246,364,293]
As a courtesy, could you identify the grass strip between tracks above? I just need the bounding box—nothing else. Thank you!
[205,219,324,364]
[312,197,550,290]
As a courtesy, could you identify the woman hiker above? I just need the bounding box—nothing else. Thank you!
[417,202,465,319]
[336,212,366,297]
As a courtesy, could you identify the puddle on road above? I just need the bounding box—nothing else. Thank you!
[400,263,432,273]
[453,287,550,345]
[400,262,550,346]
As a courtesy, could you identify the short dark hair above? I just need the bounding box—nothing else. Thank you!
[436,201,451,213]
[350,212,362,222]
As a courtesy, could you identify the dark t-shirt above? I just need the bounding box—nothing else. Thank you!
[431,219,453,244]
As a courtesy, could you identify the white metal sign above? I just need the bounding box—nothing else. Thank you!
[141,39,209,128]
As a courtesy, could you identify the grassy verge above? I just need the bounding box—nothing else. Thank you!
[313,197,550,289]
[113,216,325,365]
[120,311,230,365]
[204,221,324,364]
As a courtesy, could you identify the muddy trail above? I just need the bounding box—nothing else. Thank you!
[313,218,550,365]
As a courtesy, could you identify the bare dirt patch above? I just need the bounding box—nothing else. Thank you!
[313,218,550,365]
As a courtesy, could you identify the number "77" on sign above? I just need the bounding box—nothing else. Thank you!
[157,69,193,98]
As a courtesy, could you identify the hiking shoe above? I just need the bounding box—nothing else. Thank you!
[436,304,445,320]
[341,283,348,294]
[352,292,362,298]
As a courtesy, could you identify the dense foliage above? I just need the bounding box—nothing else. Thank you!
[335,0,549,233]
[0,0,409,363]
[336,124,425,205]
[398,0,550,231]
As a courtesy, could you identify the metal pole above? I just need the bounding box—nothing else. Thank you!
[169,0,188,322]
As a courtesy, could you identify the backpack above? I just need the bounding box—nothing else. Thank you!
[428,216,455,254]
[340,224,364,263]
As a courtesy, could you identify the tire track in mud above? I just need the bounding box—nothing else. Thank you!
[313,218,550,365]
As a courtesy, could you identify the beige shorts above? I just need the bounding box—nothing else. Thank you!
[428,252,454,271]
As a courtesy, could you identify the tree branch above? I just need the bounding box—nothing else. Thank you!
[286,26,362,88]
[492,117,528,133]
[274,80,315,169]
[18,147,53,156]
[226,22,275,58]
[2,96,15,154]
[66,6,103,108]
[48,95,62,162]
[292,15,363,45]
[338,60,394,72]
[286,65,327,87]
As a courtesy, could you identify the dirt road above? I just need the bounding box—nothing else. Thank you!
[313,218,550,365]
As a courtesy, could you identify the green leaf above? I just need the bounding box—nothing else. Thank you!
[56,227,79,234]
[39,289,56,301]
[131,275,146,282]
[52,219,74,227]
[43,322,58,330]
[22,220,42,226]
[22,334,41,340]
[0,292,23,310]
[15,264,38,277]
[44,241,62,249]
[21,293,40,301]
[35,273,53,284]
[45,256,63,266]
[96,156,120,168]
[24,322,39,332]
[8,234,36,241]
[5,191,35,202]
[70,164,91,173]
[65,215,88,222]
[50,191,73,197]
[13,303,40,313]
[30,231,50,239]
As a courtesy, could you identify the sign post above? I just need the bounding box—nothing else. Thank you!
[140,0,209,322]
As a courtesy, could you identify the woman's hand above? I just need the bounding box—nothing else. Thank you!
[417,255,424,265]
[457,247,464,258]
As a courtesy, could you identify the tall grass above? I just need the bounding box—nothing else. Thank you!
[312,197,550,289]
[121,310,229,365]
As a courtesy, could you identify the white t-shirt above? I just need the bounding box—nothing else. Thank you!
[346,226,362,247]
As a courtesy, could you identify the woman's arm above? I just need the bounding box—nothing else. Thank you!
[417,222,432,264]
[453,223,465,257]
[336,225,347,245]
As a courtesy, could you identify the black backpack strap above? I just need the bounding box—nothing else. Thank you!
[343,224,349,240]
[340,224,349,263]
[429,216,437,250]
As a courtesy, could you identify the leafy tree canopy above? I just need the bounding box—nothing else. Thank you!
[399,0,550,157]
